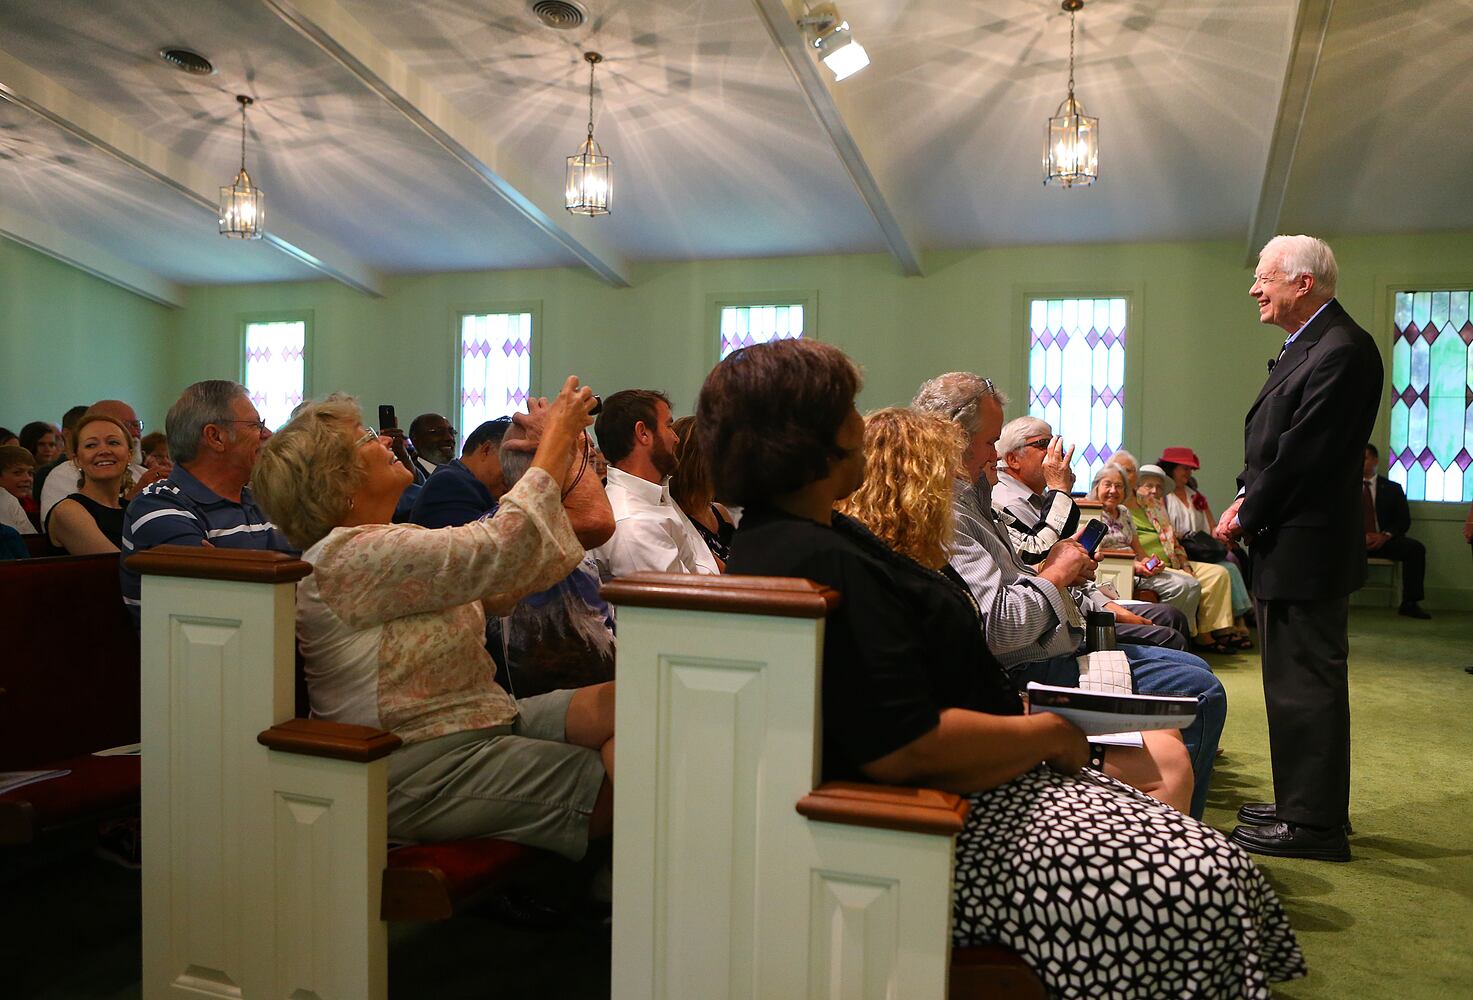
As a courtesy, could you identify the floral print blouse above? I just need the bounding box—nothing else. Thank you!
[296,468,583,746]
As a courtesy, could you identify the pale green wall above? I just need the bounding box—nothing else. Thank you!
[0,239,176,432]
[7,229,1472,606]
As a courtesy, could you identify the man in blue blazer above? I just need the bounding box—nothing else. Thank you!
[408,417,511,529]
[1216,235,1383,861]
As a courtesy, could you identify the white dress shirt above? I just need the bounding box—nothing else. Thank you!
[0,489,37,535]
[591,466,721,580]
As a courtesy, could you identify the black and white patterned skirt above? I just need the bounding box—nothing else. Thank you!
[953,766,1306,999]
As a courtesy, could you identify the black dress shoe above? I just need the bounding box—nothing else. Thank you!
[1237,801,1352,835]
[1230,821,1351,862]
[1398,602,1432,619]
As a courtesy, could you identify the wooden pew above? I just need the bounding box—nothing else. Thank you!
[603,573,1045,1000]
[1077,498,1159,602]
[130,546,541,999]
[0,553,140,845]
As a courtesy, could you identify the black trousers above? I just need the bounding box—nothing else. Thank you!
[1259,595,1350,828]
[1374,534,1426,604]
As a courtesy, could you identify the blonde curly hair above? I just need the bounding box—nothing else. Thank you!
[837,408,965,569]
[251,396,367,551]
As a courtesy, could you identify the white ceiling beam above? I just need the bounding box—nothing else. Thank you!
[259,0,633,288]
[1245,0,1336,266]
[0,48,385,297]
[750,0,924,277]
[0,205,186,308]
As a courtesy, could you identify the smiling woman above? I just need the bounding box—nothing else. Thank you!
[43,412,134,554]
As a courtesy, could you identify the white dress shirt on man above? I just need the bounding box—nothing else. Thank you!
[592,466,721,580]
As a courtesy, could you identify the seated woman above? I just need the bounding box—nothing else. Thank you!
[1090,463,1240,654]
[251,381,615,859]
[1134,465,1248,650]
[840,410,1192,814]
[670,415,734,567]
[140,431,173,476]
[45,412,131,554]
[1159,448,1254,636]
[705,339,1303,998]
[19,421,61,467]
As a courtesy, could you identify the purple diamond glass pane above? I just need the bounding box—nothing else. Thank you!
[1457,450,1473,471]
[1086,329,1101,349]
[1054,330,1069,349]
[1419,448,1436,469]
[1083,444,1100,464]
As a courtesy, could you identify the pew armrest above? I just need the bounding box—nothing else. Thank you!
[1097,547,1135,560]
[796,781,970,836]
[257,718,402,762]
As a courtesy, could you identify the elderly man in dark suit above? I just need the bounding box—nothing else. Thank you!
[1362,443,1429,619]
[1215,235,1383,861]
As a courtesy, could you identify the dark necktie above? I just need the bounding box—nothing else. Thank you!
[1362,481,1377,533]
[1268,335,1293,372]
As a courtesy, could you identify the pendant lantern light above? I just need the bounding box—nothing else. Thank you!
[219,95,265,238]
[565,52,612,217]
[1044,0,1099,188]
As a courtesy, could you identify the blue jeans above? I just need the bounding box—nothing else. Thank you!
[1011,647,1226,819]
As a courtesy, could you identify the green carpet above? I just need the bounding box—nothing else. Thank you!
[1201,608,1473,999]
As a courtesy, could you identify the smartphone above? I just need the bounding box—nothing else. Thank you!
[1143,555,1162,573]
[1078,518,1108,558]
[378,404,398,431]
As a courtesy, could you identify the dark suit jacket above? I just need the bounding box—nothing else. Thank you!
[1237,299,1384,601]
[407,459,496,529]
[1372,475,1411,537]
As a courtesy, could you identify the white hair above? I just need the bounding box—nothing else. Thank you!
[997,415,1052,457]
[1111,448,1136,470]
[1091,462,1133,502]
[1260,235,1337,297]
[912,372,1009,435]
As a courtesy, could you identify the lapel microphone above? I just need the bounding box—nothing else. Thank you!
[1267,358,1277,372]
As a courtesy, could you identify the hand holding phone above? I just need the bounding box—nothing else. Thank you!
[1142,555,1162,574]
[1077,518,1107,558]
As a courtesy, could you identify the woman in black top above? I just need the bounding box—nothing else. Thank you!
[45,413,130,554]
[670,415,735,566]
[702,340,1303,999]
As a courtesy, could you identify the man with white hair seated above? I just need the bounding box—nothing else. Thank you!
[991,415,1078,564]
[913,372,1226,819]
[991,414,1192,648]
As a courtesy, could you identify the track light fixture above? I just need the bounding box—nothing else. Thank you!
[1044,0,1098,188]
[798,3,870,82]
[219,95,265,239]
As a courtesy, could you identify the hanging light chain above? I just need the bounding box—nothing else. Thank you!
[585,53,600,141]
[237,95,253,174]
[1067,9,1076,100]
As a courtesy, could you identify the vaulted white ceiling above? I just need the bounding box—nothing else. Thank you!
[0,0,1468,303]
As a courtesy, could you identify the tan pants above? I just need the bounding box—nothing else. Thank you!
[1187,560,1234,634]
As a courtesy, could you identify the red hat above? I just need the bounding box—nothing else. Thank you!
[1158,447,1200,469]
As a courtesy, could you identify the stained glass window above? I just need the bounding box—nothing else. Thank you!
[243,319,306,431]
[1388,290,1473,502]
[719,303,803,360]
[460,311,533,436]
[1027,296,1126,486]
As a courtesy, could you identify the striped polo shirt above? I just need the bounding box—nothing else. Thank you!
[119,463,296,626]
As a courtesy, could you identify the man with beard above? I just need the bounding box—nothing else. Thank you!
[590,389,720,579]
[408,412,458,478]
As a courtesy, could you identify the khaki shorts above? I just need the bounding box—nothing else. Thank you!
[386,689,606,860]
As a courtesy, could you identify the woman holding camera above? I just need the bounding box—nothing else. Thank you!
[252,378,614,859]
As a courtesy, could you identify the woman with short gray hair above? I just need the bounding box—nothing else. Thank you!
[252,379,616,860]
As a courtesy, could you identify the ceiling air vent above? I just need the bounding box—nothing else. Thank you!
[531,1,588,30]
[158,48,216,76]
